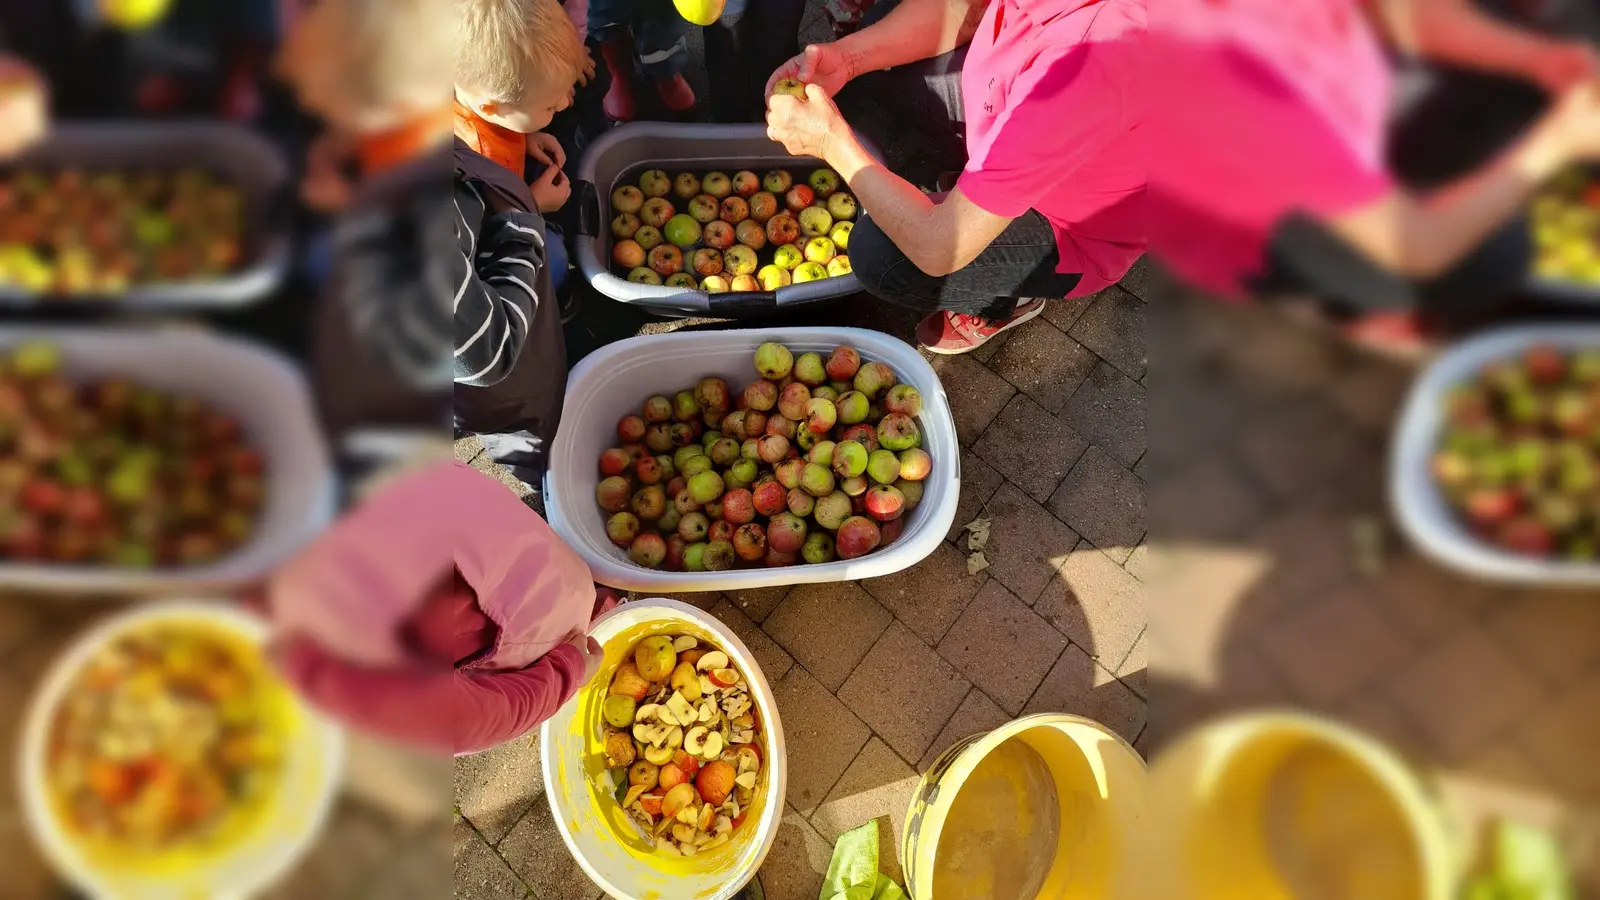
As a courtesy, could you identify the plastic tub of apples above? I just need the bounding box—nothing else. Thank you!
[544,327,959,592]
[571,123,879,317]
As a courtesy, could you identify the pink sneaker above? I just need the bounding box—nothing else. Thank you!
[916,300,1047,355]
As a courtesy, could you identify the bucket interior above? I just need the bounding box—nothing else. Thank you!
[911,717,1144,900]
[542,602,784,900]
[1162,724,1435,900]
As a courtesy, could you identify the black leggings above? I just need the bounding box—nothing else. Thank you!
[850,211,1081,320]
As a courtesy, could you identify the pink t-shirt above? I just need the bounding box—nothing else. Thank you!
[958,0,1147,298]
[1146,0,1397,296]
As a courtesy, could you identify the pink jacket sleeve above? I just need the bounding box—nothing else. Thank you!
[277,636,590,756]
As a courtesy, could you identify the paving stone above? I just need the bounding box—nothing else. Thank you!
[1336,689,1432,757]
[1060,360,1146,468]
[1041,292,1098,332]
[1069,285,1145,380]
[1124,541,1151,582]
[1252,585,1412,707]
[1235,400,1370,501]
[1482,589,1600,685]
[725,585,793,624]
[652,590,722,611]
[978,482,1080,604]
[0,820,56,900]
[1326,357,1416,435]
[467,451,534,501]
[939,580,1068,716]
[453,734,543,845]
[971,394,1087,504]
[1023,643,1146,745]
[840,622,971,763]
[862,542,988,645]
[498,797,604,900]
[771,667,873,813]
[1236,507,1363,623]
[711,596,796,682]
[1389,626,1544,760]
[1117,256,1153,301]
[1149,454,1267,543]
[364,825,453,899]
[1046,445,1145,564]
[454,435,485,464]
[1436,741,1566,841]
[1370,557,1498,643]
[918,688,1012,771]
[988,317,1099,414]
[0,600,39,658]
[759,806,835,900]
[0,675,24,808]
[926,352,1016,446]
[946,448,1005,544]
[969,323,1015,364]
[810,738,921,882]
[1520,672,1600,802]
[764,582,893,691]
[1117,629,1146,698]
[1035,540,1146,672]
[267,804,403,899]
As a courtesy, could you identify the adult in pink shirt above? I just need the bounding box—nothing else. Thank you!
[764,0,1145,355]
[265,461,605,756]
[1146,0,1600,347]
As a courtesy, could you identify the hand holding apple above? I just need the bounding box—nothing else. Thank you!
[764,44,855,100]
[766,84,849,161]
[0,56,47,160]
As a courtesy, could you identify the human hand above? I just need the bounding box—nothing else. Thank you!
[0,56,47,159]
[1543,81,1600,161]
[527,131,567,169]
[564,631,605,684]
[764,43,854,101]
[766,83,850,160]
[1525,39,1600,95]
[577,44,597,87]
[529,164,571,213]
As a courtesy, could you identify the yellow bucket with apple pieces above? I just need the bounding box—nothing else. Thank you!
[901,713,1147,900]
[541,598,786,900]
[1141,711,1458,900]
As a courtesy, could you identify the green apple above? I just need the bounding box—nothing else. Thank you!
[665,272,697,288]
[664,214,702,248]
[792,261,827,283]
[829,221,853,251]
[723,245,759,276]
[798,206,833,239]
[827,192,857,221]
[757,264,792,290]
[628,267,662,285]
[773,243,804,271]
[827,255,853,277]
[803,236,836,265]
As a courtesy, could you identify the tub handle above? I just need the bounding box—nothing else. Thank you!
[576,179,601,237]
[707,290,778,314]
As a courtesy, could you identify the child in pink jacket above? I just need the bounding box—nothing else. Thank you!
[263,461,609,756]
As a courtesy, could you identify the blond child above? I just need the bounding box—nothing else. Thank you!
[451,0,589,501]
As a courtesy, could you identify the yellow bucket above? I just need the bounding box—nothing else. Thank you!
[1141,711,1458,900]
[901,713,1146,900]
[540,598,786,900]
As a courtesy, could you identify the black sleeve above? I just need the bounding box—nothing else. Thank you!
[452,177,549,387]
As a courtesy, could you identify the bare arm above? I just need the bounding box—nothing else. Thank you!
[1365,0,1598,90]
[836,0,989,76]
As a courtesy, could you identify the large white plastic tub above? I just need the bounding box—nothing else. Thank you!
[0,327,337,594]
[541,598,785,900]
[18,601,345,900]
[545,327,959,592]
[1390,323,1600,585]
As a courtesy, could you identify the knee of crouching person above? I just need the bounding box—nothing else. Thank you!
[847,214,899,296]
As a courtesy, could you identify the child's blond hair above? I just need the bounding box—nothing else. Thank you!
[277,0,454,132]
[455,0,585,102]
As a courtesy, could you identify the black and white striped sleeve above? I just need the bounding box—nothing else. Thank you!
[453,178,548,387]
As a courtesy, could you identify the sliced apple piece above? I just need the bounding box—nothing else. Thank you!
[735,771,758,790]
[672,823,697,843]
[644,744,674,765]
[695,650,729,673]
[701,731,724,761]
[669,661,703,702]
[705,832,730,850]
[698,699,718,723]
[737,747,760,774]
[639,791,665,817]
[699,675,721,696]
[676,803,699,825]
[623,784,648,808]
[656,704,679,727]
[662,782,697,819]
[731,730,755,744]
[666,691,698,725]
[680,841,699,857]
[697,801,716,832]
[714,814,733,836]
[706,668,738,689]
[684,725,709,756]
[672,635,699,653]
[658,840,681,856]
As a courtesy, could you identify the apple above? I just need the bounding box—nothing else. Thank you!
[703,171,733,198]
[804,236,836,264]
[732,170,761,197]
[674,171,701,200]
[612,185,645,214]
[756,264,791,290]
[770,78,807,98]
[784,184,815,211]
[634,225,663,251]
[639,169,672,198]
[730,274,760,292]
[701,274,731,293]
[704,220,736,250]
[628,267,662,285]
[798,205,833,238]
[664,214,702,248]
[828,192,857,221]
[687,194,719,224]
[829,221,853,251]
[762,169,793,194]
[808,168,840,199]
[612,239,645,269]
[691,247,725,277]
[749,191,779,222]
[773,243,804,271]
[719,196,750,224]
[640,197,675,228]
[792,261,827,283]
[827,255,853,277]
[735,219,767,250]
[665,272,697,288]
[766,213,800,245]
[648,244,683,276]
[723,244,759,276]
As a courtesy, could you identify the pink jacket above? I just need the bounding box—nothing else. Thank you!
[266,461,598,755]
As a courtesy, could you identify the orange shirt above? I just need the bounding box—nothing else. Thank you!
[452,98,528,179]
[358,106,455,175]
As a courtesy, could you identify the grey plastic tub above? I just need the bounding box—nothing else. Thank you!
[0,122,291,309]
[1390,323,1600,585]
[573,123,876,317]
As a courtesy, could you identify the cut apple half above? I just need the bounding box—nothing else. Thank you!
[735,771,757,791]
[623,784,648,808]
[737,746,760,774]
[695,650,730,672]
[697,802,716,832]
[708,668,740,688]
[644,744,674,765]
[684,725,710,756]
[640,791,665,816]
[672,635,699,652]
[666,691,697,725]
[662,782,697,818]
[701,731,724,760]
[665,725,684,749]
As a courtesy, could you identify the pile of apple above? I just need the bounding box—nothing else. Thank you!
[609,166,858,292]
[594,341,931,569]
[598,632,763,856]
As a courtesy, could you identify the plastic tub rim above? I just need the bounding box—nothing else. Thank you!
[1390,322,1600,585]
